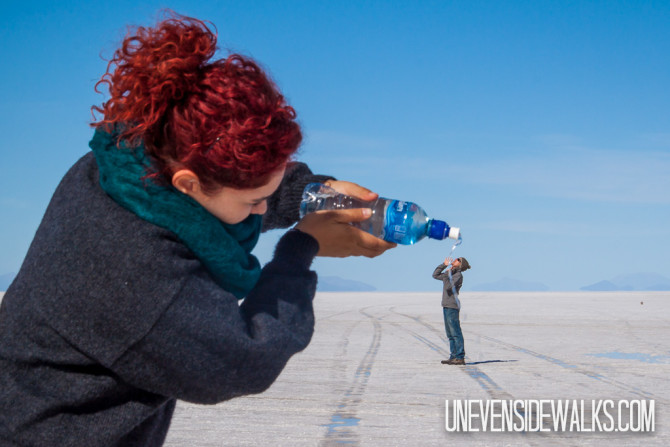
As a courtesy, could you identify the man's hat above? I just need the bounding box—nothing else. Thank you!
[458,257,471,271]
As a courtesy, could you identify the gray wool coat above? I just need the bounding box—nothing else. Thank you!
[0,152,331,446]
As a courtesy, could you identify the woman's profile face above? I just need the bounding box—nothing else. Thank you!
[175,165,287,224]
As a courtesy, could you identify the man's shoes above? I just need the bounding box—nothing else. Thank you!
[441,358,465,365]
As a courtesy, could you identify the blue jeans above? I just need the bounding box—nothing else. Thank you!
[442,307,465,359]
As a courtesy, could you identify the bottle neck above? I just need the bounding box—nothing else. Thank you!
[427,219,449,240]
[427,219,461,241]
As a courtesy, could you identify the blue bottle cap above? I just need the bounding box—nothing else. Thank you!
[428,219,448,240]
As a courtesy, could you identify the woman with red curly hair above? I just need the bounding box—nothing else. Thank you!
[0,12,394,446]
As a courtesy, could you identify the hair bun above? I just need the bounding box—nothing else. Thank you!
[95,12,219,135]
[128,15,217,100]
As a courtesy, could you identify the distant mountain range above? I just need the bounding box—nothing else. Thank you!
[2,271,668,293]
[317,276,376,292]
[0,271,378,294]
[580,272,670,291]
[467,272,670,292]
[470,277,549,292]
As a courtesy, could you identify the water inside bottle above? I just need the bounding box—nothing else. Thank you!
[300,183,384,237]
[300,183,372,217]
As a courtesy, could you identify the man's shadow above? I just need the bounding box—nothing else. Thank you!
[465,359,518,365]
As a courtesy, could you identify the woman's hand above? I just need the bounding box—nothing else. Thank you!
[296,208,396,258]
[324,180,379,202]
[295,180,396,257]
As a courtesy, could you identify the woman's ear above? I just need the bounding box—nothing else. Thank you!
[171,169,202,197]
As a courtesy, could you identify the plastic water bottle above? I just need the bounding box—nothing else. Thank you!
[299,183,461,245]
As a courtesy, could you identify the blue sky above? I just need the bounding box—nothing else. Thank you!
[1,1,669,291]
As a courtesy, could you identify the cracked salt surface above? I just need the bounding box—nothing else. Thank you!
[160,291,669,446]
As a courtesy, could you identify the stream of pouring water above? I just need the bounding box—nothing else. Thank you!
[446,234,463,308]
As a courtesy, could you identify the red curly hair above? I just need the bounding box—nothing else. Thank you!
[92,12,301,191]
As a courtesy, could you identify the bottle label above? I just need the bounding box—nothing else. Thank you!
[384,200,413,243]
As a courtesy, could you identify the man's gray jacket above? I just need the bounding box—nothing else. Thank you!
[432,264,463,309]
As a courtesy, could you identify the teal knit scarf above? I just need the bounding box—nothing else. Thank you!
[89,128,261,298]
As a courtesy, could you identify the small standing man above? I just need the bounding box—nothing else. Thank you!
[433,257,471,365]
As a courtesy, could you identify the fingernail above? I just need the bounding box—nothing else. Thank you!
[362,208,371,217]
